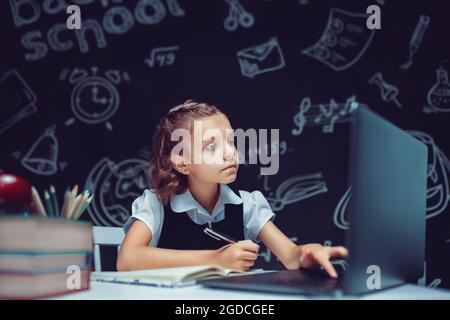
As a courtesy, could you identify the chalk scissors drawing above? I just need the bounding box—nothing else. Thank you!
[223,0,255,31]
[266,173,328,212]
[292,95,362,136]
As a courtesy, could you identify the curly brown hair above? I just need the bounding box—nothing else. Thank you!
[149,100,224,204]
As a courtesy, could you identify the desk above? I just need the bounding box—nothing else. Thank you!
[55,281,450,300]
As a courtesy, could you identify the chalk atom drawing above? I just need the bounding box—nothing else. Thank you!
[302,8,375,71]
[223,0,255,32]
[237,37,286,78]
[292,95,362,136]
[0,70,37,135]
[21,126,59,176]
[85,157,149,227]
[267,173,328,212]
[60,67,130,130]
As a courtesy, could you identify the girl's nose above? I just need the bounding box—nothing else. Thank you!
[223,144,236,163]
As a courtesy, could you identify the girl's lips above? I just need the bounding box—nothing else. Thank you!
[222,164,238,171]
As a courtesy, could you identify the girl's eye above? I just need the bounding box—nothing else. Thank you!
[228,137,235,145]
[205,143,216,151]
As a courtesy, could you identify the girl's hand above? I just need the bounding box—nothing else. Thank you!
[291,243,348,278]
[212,240,260,271]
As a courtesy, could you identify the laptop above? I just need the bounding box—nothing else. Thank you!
[199,106,428,296]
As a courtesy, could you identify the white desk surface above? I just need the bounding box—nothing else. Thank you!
[55,281,450,300]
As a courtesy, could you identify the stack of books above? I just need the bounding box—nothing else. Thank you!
[0,216,93,299]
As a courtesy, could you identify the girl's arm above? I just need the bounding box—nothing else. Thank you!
[258,220,348,278]
[117,220,260,271]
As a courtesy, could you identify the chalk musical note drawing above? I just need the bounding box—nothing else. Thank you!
[85,157,149,226]
[237,37,286,78]
[144,46,180,68]
[0,70,37,135]
[259,237,298,263]
[333,131,450,230]
[267,173,328,212]
[21,126,59,176]
[292,95,362,136]
[423,66,450,113]
[417,261,442,289]
[223,0,255,32]
[368,72,402,108]
[60,67,130,131]
[399,15,430,71]
[302,8,375,71]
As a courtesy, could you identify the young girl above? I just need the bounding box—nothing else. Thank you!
[117,100,348,277]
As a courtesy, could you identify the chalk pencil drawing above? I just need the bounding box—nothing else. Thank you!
[302,8,375,71]
[399,15,430,70]
[333,131,450,230]
[266,173,328,212]
[368,72,402,108]
[60,67,130,131]
[144,46,180,68]
[0,70,37,135]
[237,37,286,78]
[21,126,59,176]
[423,66,450,113]
[85,157,149,226]
[223,0,255,32]
[292,95,362,136]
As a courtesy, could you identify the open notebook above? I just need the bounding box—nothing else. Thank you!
[91,265,269,288]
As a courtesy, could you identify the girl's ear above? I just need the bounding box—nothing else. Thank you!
[171,154,189,175]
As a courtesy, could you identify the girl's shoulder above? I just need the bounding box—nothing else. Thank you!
[131,189,164,214]
[237,189,269,207]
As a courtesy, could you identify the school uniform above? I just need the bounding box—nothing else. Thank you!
[123,184,276,249]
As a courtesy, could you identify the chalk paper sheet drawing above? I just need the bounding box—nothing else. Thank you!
[302,8,375,72]
[0,70,37,135]
[237,37,286,78]
[85,157,149,227]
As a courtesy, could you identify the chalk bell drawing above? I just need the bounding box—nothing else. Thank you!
[423,66,450,113]
[333,131,450,230]
[368,72,402,108]
[266,173,328,212]
[21,126,59,176]
[399,15,430,71]
[302,8,375,71]
[85,157,149,227]
[0,70,37,135]
[223,0,254,32]
[60,67,130,131]
[237,37,286,78]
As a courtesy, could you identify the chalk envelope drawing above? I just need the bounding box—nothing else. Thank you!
[423,67,450,113]
[223,0,255,32]
[0,70,37,135]
[85,157,149,227]
[333,131,450,230]
[302,8,375,71]
[21,126,59,176]
[237,37,286,78]
[267,173,328,212]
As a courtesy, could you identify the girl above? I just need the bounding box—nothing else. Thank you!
[117,100,348,277]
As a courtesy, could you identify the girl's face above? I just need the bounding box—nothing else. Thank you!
[185,114,238,185]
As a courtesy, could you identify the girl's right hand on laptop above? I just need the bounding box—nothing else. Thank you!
[212,240,260,271]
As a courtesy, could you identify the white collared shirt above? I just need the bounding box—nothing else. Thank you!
[123,184,276,247]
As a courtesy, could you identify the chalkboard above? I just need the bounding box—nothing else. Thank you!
[1,0,449,289]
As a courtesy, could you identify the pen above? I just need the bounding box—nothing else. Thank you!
[203,226,261,257]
